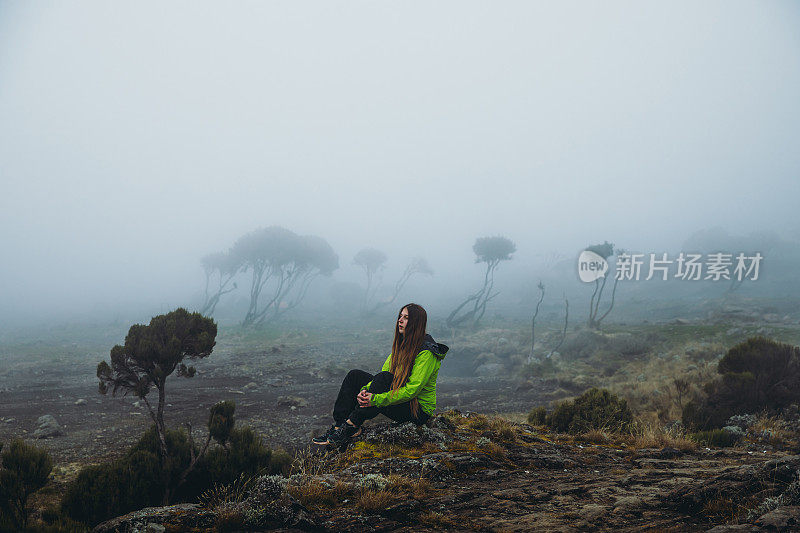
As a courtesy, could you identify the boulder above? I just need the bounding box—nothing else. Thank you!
[33,414,63,439]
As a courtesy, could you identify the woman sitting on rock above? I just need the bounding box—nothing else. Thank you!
[313,302,449,450]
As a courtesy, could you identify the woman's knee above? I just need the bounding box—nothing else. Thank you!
[369,371,394,392]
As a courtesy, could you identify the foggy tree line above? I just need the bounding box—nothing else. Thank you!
[199,226,622,332]
[201,226,338,327]
[200,226,437,327]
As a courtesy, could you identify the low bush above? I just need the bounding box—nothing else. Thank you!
[61,403,287,527]
[200,427,282,487]
[691,428,741,448]
[683,337,800,430]
[60,428,177,527]
[0,439,54,530]
[546,388,633,434]
[527,406,547,425]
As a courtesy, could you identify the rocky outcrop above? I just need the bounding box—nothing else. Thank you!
[90,415,800,532]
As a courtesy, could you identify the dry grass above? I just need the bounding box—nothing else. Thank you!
[488,416,518,441]
[702,495,747,522]
[575,429,611,445]
[357,489,393,511]
[385,474,431,499]
[629,421,698,452]
[496,411,529,424]
[750,413,795,448]
[198,474,256,509]
[287,478,349,508]
[466,414,490,430]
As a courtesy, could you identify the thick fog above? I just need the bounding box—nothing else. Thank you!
[1,1,799,328]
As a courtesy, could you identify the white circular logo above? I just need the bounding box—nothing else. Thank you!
[577,250,608,283]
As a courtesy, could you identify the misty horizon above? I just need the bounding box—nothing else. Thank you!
[1,1,799,328]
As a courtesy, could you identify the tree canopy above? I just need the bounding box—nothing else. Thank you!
[473,236,516,263]
[232,226,339,326]
[97,308,217,469]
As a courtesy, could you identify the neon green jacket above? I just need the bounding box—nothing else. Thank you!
[360,334,449,415]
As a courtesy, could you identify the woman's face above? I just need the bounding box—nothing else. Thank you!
[398,307,409,334]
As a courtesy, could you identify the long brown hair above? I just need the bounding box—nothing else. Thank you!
[388,303,427,418]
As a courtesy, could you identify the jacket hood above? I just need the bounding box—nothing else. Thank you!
[421,333,449,360]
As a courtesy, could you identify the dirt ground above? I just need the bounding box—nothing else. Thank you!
[0,339,562,465]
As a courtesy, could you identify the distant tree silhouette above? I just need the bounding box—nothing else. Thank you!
[200,251,240,317]
[354,247,387,314]
[96,308,217,501]
[372,257,434,313]
[356,253,434,315]
[232,226,338,327]
[585,241,619,329]
[447,236,516,329]
[529,281,545,363]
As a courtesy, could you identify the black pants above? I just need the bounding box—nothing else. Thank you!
[333,369,431,427]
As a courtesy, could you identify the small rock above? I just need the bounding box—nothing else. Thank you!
[33,414,63,439]
[74,398,87,406]
[277,396,308,408]
[755,505,800,530]
[243,382,258,390]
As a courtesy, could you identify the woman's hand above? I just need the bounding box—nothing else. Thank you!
[357,390,373,408]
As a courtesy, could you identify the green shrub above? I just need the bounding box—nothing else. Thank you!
[209,401,236,445]
[200,427,274,486]
[683,337,800,430]
[546,388,633,434]
[527,406,547,425]
[691,429,740,448]
[62,420,288,527]
[0,439,53,529]
[60,429,173,527]
[268,449,292,476]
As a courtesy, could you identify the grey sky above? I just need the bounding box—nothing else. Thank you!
[1,1,799,322]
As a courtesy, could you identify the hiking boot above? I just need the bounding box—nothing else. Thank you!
[312,424,337,445]
[326,422,361,451]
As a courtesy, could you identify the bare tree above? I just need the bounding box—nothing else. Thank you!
[353,247,387,314]
[370,257,434,313]
[529,281,545,363]
[447,236,516,329]
[586,241,620,330]
[548,296,569,358]
[200,251,240,317]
